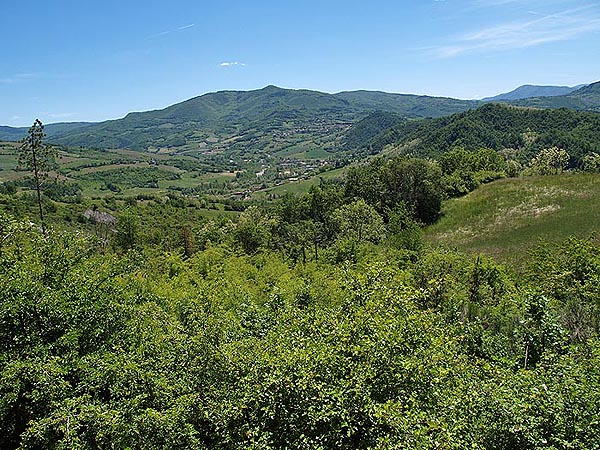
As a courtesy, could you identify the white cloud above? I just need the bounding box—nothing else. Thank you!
[219,62,247,67]
[432,5,600,58]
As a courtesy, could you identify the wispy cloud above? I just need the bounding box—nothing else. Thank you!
[472,0,534,5]
[219,62,246,67]
[469,0,570,7]
[146,23,195,39]
[432,5,600,58]
[46,112,76,119]
[0,72,42,84]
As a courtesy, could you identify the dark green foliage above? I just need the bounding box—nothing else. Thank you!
[18,120,57,234]
[365,103,600,165]
[345,157,445,224]
[0,181,17,195]
[335,90,480,117]
[41,181,83,203]
[439,147,506,197]
[341,111,404,153]
[77,167,181,189]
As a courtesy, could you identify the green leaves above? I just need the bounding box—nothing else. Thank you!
[2,212,600,448]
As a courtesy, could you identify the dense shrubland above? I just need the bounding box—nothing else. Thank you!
[2,139,600,448]
[2,207,600,448]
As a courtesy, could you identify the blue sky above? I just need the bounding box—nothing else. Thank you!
[2,0,599,126]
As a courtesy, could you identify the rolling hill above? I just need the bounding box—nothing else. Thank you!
[2,82,598,162]
[334,90,479,117]
[49,86,483,151]
[0,122,92,142]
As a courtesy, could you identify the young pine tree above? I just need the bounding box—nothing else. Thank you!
[19,119,57,235]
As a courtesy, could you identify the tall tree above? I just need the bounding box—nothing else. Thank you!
[18,119,56,235]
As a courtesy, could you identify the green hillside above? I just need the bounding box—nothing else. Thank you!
[364,103,600,164]
[334,90,479,117]
[2,82,598,156]
[53,86,359,148]
[1,86,483,152]
[425,173,600,264]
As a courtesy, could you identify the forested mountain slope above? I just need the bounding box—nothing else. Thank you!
[359,103,600,164]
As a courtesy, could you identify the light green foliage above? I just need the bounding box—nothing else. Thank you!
[114,209,140,251]
[582,152,600,173]
[2,178,600,448]
[233,205,277,254]
[385,203,423,253]
[506,159,522,177]
[333,198,384,245]
[528,147,570,175]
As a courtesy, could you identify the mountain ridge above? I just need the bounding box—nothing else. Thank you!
[482,84,586,102]
[1,82,598,152]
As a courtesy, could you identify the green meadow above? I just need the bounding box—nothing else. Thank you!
[425,173,600,264]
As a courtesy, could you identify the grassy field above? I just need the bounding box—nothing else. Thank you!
[253,166,347,198]
[425,173,600,265]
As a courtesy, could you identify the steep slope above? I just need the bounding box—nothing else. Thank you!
[483,84,585,102]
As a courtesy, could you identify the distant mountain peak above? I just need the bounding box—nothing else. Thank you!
[260,84,285,91]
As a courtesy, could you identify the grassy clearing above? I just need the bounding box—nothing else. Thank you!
[425,173,600,265]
